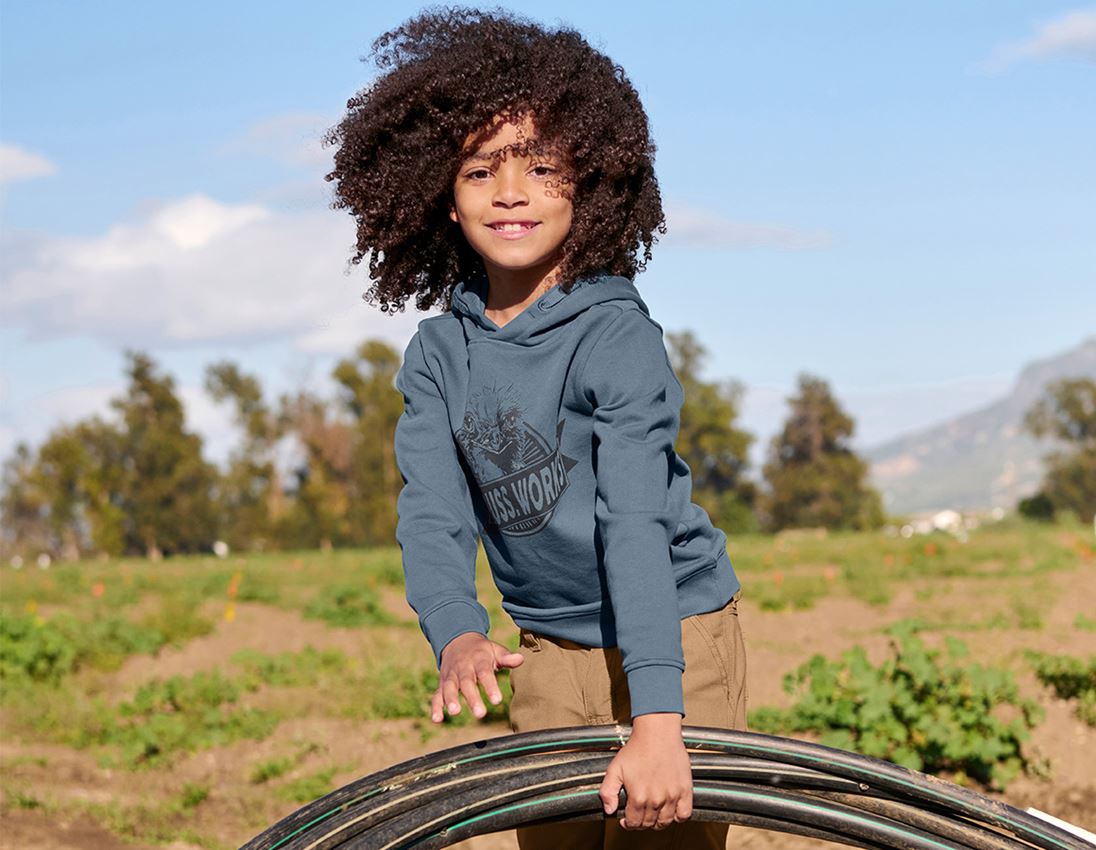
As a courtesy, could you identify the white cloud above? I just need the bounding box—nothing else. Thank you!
[662,202,832,250]
[0,192,426,354]
[980,8,1096,72]
[36,383,120,424]
[0,143,58,184]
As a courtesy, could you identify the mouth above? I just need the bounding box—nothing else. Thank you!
[487,221,539,231]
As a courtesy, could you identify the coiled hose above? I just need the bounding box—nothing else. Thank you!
[239,726,1091,850]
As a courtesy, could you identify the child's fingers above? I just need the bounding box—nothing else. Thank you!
[458,667,488,718]
[476,665,503,706]
[493,643,524,668]
[654,796,678,829]
[441,672,464,717]
[675,788,693,822]
[599,760,623,814]
[430,688,445,723]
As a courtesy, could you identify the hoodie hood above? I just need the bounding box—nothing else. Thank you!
[449,272,649,346]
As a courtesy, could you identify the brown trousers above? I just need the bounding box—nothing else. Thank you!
[508,593,748,849]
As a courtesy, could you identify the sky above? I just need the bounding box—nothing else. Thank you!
[1,1,1094,472]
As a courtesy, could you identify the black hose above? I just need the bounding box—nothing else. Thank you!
[239,726,1088,850]
[374,780,985,850]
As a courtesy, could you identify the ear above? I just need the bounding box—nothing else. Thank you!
[448,206,459,223]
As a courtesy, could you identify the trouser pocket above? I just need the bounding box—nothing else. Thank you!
[682,594,748,729]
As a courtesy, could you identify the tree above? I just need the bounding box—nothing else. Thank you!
[761,373,883,532]
[1,418,132,560]
[277,389,356,550]
[205,361,285,550]
[1023,377,1096,523]
[332,339,404,545]
[0,443,52,559]
[665,331,757,532]
[111,350,218,557]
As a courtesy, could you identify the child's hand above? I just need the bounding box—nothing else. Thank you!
[599,713,692,830]
[432,632,524,723]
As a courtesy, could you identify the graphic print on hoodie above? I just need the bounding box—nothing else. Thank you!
[456,383,579,536]
[393,271,741,718]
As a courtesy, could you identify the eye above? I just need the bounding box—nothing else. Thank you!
[463,167,492,180]
[530,164,557,177]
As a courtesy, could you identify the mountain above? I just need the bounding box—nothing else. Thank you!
[865,337,1096,516]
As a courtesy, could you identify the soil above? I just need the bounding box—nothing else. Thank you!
[2,562,1094,849]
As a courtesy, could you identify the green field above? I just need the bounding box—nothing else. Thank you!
[1,517,1093,849]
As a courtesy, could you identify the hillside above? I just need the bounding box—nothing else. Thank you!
[866,337,1096,515]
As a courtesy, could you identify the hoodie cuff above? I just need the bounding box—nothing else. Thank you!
[422,600,491,668]
[626,664,685,719]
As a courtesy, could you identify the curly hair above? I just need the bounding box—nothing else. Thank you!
[322,6,666,313]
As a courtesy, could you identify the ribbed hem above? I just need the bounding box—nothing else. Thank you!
[503,547,741,647]
[421,599,492,667]
[627,664,685,718]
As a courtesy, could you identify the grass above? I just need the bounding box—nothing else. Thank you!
[0,518,1091,848]
[1075,613,1096,632]
[276,766,341,803]
[727,517,1087,613]
[94,670,282,769]
[249,756,295,784]
[303,584,400,628]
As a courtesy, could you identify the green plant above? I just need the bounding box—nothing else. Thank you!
[370,554,406,587]
[137,595,214,647]
[0,613,80,688]
[180,782,210,809]
[90,670,279,767]
[749,574,828,612]
[749,622,1043,789]
[1079,691,1096,726]
[231,646,347,689]
[250,756,295,784]
[1074,613,1096,632]
[1027,651,1096,726]
[304,585,396,628]
[0,611,171,693]
[842,563,892,606]
[10,790,44,809]
[235,579,280,604]
[1009,597,1044,630]
[277,767,337,803]
[248,740,323,784]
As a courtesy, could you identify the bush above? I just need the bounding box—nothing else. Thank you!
[749,622,1043,789]
[0,613,80,688]
[1027,651,1096,727]
[0,612,166,692]
[90,670,279,768]
[1017,492,1055,521]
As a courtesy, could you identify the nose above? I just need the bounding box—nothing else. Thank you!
[492,161,529,207]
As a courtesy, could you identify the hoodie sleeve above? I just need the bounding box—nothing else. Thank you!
[581,307,688,718]
[394,330,491,668]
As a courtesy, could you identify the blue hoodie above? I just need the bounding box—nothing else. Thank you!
[393,271,741,718]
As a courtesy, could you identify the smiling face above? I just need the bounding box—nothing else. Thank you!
[449,113,574,289]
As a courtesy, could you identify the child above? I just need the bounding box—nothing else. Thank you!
[324,8,747,848]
